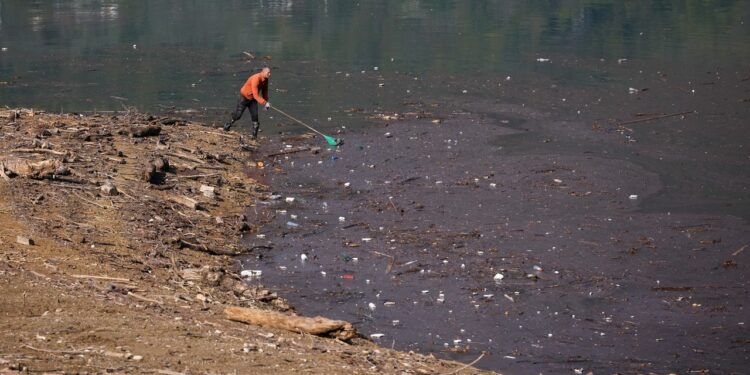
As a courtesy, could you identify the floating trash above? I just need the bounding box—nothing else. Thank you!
[240,270,262,279]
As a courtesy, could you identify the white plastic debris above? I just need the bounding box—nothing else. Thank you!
[300,254,308,261]
[493,273,505,281]
[629,194,638,200]
[628,87,639,94]
[285,197,295,203]
[338,216,346,223]
[370,333,385,339]
[240,270,262,278]
[536,58,550,62]
[368,302,376,311]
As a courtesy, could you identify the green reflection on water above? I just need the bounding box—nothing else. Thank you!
[1,0,748,113]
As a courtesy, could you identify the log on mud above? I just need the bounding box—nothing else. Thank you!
[1,158,69,179]
[225,306,357,341]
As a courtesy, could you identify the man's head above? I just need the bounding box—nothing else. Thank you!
[261,67,271,79]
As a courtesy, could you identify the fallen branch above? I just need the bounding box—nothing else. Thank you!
[22,344,86,355]
[169,195,203,210]
[443,352,486,375]
[617,111,696,126]
[199,130,237,139]
[167,152,205,165]
[72,191,109,209]
[266,147,311,158]
[127,292,163,305]
[0,162,10,181]
[179,239,236,256]
[225,306,357,340]
[10,148,66,156]
[176,173,220,180]
[70,274,131,283]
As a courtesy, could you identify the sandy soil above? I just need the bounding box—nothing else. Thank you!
[0,109,491,375]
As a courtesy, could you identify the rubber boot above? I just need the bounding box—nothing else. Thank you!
[251,121,260,139]
[223,120,233,132]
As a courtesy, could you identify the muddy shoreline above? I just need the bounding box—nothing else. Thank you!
[245,94,750,373]
[0,109,489,374]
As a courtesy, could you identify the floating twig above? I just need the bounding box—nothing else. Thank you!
[617,111,696,126]
[443,352,486,375]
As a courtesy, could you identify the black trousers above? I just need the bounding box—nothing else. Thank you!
[231,96,259,123]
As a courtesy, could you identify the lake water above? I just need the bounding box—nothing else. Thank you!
[2,0,748,218]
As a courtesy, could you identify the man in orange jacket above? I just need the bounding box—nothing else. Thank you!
[223,67,271,138]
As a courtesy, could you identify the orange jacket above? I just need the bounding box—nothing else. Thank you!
[239,72,269,104]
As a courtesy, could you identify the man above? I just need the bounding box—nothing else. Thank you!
[223,67,271,138]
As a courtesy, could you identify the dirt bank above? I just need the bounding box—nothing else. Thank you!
[0,109,490,374]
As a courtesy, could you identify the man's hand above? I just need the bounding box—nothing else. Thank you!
[264,102,271,110]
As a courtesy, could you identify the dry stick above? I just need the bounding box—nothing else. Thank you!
[72,191,108,209]
[22,344,86,355]
[155,369,186,375]
[0,162,10,181]
[443,352,486,375]
[127,292,163,305]
[732,245,747,257]
[176,173,220,179]
[266,147,311,158]
[167,151,205,164]
[70,274,131,283]
[617,110,696,126]
[199,130,237,139]
[10,148,67,156]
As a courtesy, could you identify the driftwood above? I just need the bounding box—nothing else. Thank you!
[178,239,234,255]
[167,152,205,165]
[618,110,696,126]
[11,148,66,156]
[225,306,357,341]
[1,158,69,179]
[0,162,10,181]
[170,195,203,210]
